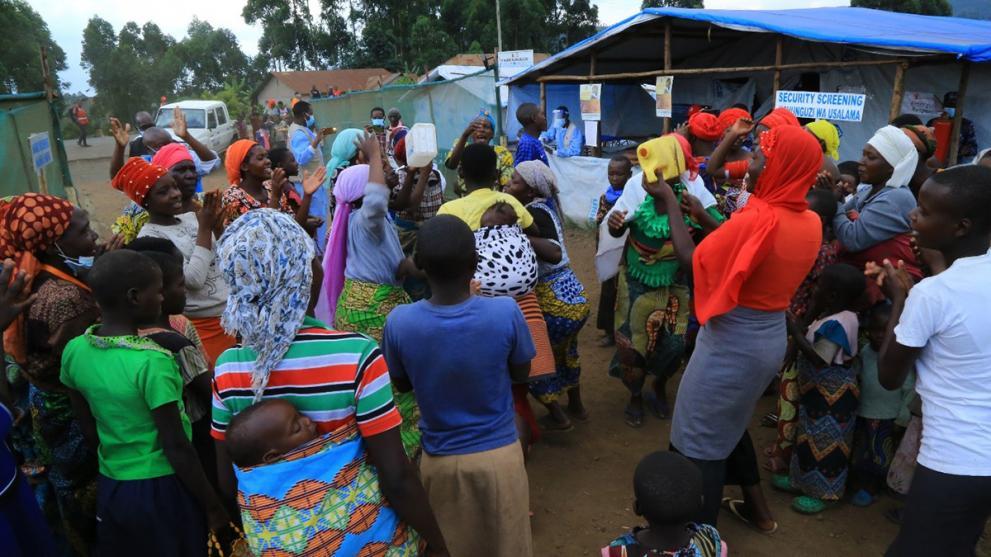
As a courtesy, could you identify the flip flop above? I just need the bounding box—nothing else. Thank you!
[721,498,778,534]
[770,473,801,494]
[791,496,836,515]
[624,403,644,428]
[538,415,574,433]
[644,391,670,420]
[850,489,876,507]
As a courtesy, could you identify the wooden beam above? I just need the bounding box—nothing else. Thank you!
[772,36,783,95]
[662,20,671,134]
[535,57,914,83]
[589,52,597,77]
[888,62,909,123]
[948,61,971,165]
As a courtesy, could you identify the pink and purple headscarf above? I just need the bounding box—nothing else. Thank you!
[315,164,370,323]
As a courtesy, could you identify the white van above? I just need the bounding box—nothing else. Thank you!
[155,100,237,153]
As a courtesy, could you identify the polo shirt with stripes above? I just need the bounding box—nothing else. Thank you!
[210,317,401,441]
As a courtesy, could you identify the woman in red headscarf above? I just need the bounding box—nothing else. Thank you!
[0,193,113,553]
[706,107,761,217]
[670,125,823,531]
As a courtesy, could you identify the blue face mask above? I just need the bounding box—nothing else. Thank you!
[306,115,316,128]
[944,107,956,118]
[56,243,94,275]
[371,118,385,128]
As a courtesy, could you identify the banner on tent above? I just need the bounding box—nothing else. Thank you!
[775,90,866,122]
[30,132,52,173]
[655,76,673,117]
[580,84,602,121]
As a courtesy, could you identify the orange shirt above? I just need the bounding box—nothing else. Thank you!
[737,207,821,312]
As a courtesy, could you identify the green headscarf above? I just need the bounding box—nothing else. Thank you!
[325,128,364,178]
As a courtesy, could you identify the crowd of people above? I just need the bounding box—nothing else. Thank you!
[1,90,990,557]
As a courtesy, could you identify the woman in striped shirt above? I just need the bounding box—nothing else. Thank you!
[210,209,448,556]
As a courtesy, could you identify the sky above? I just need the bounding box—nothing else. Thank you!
[29,0,849,95]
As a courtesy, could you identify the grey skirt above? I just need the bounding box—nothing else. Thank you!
[670,306,786,460]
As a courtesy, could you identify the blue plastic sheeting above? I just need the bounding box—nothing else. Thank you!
[506,7,991,86]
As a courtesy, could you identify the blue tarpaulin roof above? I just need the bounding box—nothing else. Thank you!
[505,7,991,84]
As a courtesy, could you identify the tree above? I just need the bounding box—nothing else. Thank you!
[174,19,250,95]
[201,79,253,120]
[242,0,321,69]
[0,0,67,94]
[409,16,457,72]
[642,0,702,8]
[850,0,951,15]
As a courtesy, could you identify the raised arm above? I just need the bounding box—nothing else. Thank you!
[445,122,477,170]
[833,189,915,252]
[644,173,696,269]
[109,117,132,178]
[707,118,754,182]
[173,107,216,162]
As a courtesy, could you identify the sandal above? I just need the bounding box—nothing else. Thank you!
[644,391,670,420]
[791,495,836,515]
[624,402,644,428]
[850,489,875,507]
[770,474,801,494]
[721,498,778,534]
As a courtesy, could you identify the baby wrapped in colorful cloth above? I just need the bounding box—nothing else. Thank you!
[473,202,539,298]
[225,399,421,556]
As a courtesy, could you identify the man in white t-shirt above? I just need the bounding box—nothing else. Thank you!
[873,164,991,556]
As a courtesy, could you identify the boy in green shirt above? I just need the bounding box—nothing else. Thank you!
[60,250,230,555]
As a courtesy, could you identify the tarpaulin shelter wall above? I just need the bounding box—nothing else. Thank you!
[504,7,991,163]
[310,69,498,188]
[0,92,74,198]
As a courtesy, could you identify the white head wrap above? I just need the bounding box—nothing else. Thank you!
[866,125,919,188]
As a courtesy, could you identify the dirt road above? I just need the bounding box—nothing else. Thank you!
[71,144,903,556]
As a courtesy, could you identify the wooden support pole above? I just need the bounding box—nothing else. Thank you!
[662,20,672,134]
[535,57,914,83]
[948,61,971,165]
[539,81,546,118]
[772,36,783,95]
[589,52,597,77]
[888,62,909,123]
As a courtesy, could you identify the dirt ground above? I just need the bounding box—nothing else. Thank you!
[69,144,903,556]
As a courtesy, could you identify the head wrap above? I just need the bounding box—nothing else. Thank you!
[225,139,258,185]
[218,209,314,401]
[0,193,76,363]
[111,157,169,206]
[516,160,558,200]
[688,112,722,142]
[638,135,691,183]
[670,133,700,180]
[325,128,364,177]
[759,108,800,130]
[476,110,496,131]
[151,143,193,170]
[806,120,840,160]
[901,125,937,159]
[867,125,919,188]
[394,137,407,166]
[717,108,752,136]
[316,164,370,324]
[693,126,823,325]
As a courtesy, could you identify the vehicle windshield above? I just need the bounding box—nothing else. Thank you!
[156,108,206,129]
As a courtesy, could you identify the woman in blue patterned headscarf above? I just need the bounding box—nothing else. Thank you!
[217,209,314,399]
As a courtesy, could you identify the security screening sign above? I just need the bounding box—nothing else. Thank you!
[774,90,866,122]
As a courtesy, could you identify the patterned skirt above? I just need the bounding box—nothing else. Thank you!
[529,267,590,403]
[851,417,897,485]
[608,272,689,388]
[334,279,420,457]
[789,359,860,501]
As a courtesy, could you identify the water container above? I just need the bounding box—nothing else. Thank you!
[405,123,438,168]
[933,117,952,165]
[637,137,675,183]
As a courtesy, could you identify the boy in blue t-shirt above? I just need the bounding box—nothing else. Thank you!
[514,102,549,167]
[383,214,535,557]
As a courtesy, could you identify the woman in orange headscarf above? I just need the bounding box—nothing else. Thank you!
[706,107,760,217]
[0,193,105,552]
[670,125,823,530]
[219,139,309,228]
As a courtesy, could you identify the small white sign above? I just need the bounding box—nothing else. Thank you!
[29,132,52,173]
[580,84,602,121]
[497,50,534,79]
[901,91,941,117]
[584,120,598,147]
[655,76,673,118]
[775,90,866,122]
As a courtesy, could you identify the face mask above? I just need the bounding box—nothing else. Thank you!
[306,115,316,127]
[553,118,566,128]
[371,118,385,128]
[944,107,956,118]
[56,243,94,275]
